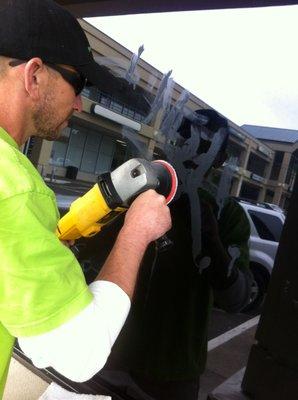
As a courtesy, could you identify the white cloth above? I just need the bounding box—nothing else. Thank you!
[39,382,111,400]
[19,280,130,382]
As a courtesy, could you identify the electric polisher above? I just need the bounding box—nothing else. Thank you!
[56,158,178,242]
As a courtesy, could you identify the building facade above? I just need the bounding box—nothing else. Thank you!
[23,19,296,209]
[242,125,298,209]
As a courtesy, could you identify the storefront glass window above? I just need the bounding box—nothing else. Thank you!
[50,127,71,166]
[270,151,284,181]
[81,131,102,173]
[65,128,87,168]
[51,142,68,166]
[95,136,115,174]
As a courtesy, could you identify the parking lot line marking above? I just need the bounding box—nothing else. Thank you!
[207,315,260,352]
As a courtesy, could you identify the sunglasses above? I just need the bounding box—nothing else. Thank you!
[9,59,87,96]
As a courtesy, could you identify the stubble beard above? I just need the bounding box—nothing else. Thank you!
[32,90,70,141]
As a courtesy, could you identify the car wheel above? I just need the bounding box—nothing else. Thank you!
[242,265,268,314]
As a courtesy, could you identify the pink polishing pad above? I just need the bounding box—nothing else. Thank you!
[153,160,178,204]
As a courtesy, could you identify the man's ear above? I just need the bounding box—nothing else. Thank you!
[23,58,45,100]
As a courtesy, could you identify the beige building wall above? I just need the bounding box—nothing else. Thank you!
[259,140,297,207]
[27,19,277,205]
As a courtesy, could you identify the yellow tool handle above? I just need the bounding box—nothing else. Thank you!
[56,183,112,241]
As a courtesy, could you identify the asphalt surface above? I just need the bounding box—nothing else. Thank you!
[208,309,253,340]
[200,325,257,400]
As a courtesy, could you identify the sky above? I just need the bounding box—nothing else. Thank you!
[87,5,298,130]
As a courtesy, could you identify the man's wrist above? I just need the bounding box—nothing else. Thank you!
[118,226,150,254]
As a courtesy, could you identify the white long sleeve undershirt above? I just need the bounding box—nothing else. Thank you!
[18,280,131,382]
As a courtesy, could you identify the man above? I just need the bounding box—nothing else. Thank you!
[0,1,171,398]
[97,109,253,400]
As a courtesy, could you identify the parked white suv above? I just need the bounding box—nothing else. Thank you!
[236,199,285,312]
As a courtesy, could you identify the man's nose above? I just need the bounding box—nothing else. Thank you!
[73,95,83,112]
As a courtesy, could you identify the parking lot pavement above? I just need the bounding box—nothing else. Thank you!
[208,309,253,340]
[199,318,259,400]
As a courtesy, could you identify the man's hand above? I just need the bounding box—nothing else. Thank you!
[96,189,172,299]
[122,189,172,250]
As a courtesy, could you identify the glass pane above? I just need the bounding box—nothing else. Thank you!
[84,131,101,152]
[111,141,127,170]
[249,210,283,242]
[270,151,284,180]
[81,150,98,173]
[81,87,91,98]
[17,8,297,400]
[51,141,68,166]
[110,101,123,113]
[60,126,71,139]
[69,128,86,147]
[99,136,115,157]
[95,153,113,174]
[80,131,102,173]
[100,95,111,107]
[247,153,267,177]
[65,127,87,168]
[95,136,115,173]
[65,147,83,168]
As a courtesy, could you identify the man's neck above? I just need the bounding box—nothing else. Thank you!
[0,90,32,146]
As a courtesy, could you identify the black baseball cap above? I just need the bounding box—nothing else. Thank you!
[0,0,102,87]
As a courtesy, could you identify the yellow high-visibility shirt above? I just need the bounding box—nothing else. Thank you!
[0,128,92,398]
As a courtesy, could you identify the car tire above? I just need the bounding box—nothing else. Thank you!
[242,264,268,314]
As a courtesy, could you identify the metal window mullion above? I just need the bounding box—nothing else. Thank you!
[94,134,104,174]
[64,124,74,168]
[79,129,89,171]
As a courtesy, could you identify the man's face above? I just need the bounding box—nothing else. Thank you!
[32,65,82,141]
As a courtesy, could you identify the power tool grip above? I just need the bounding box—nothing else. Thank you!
[155,234,173,252]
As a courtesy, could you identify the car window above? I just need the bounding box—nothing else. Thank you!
[248,210,283,242]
